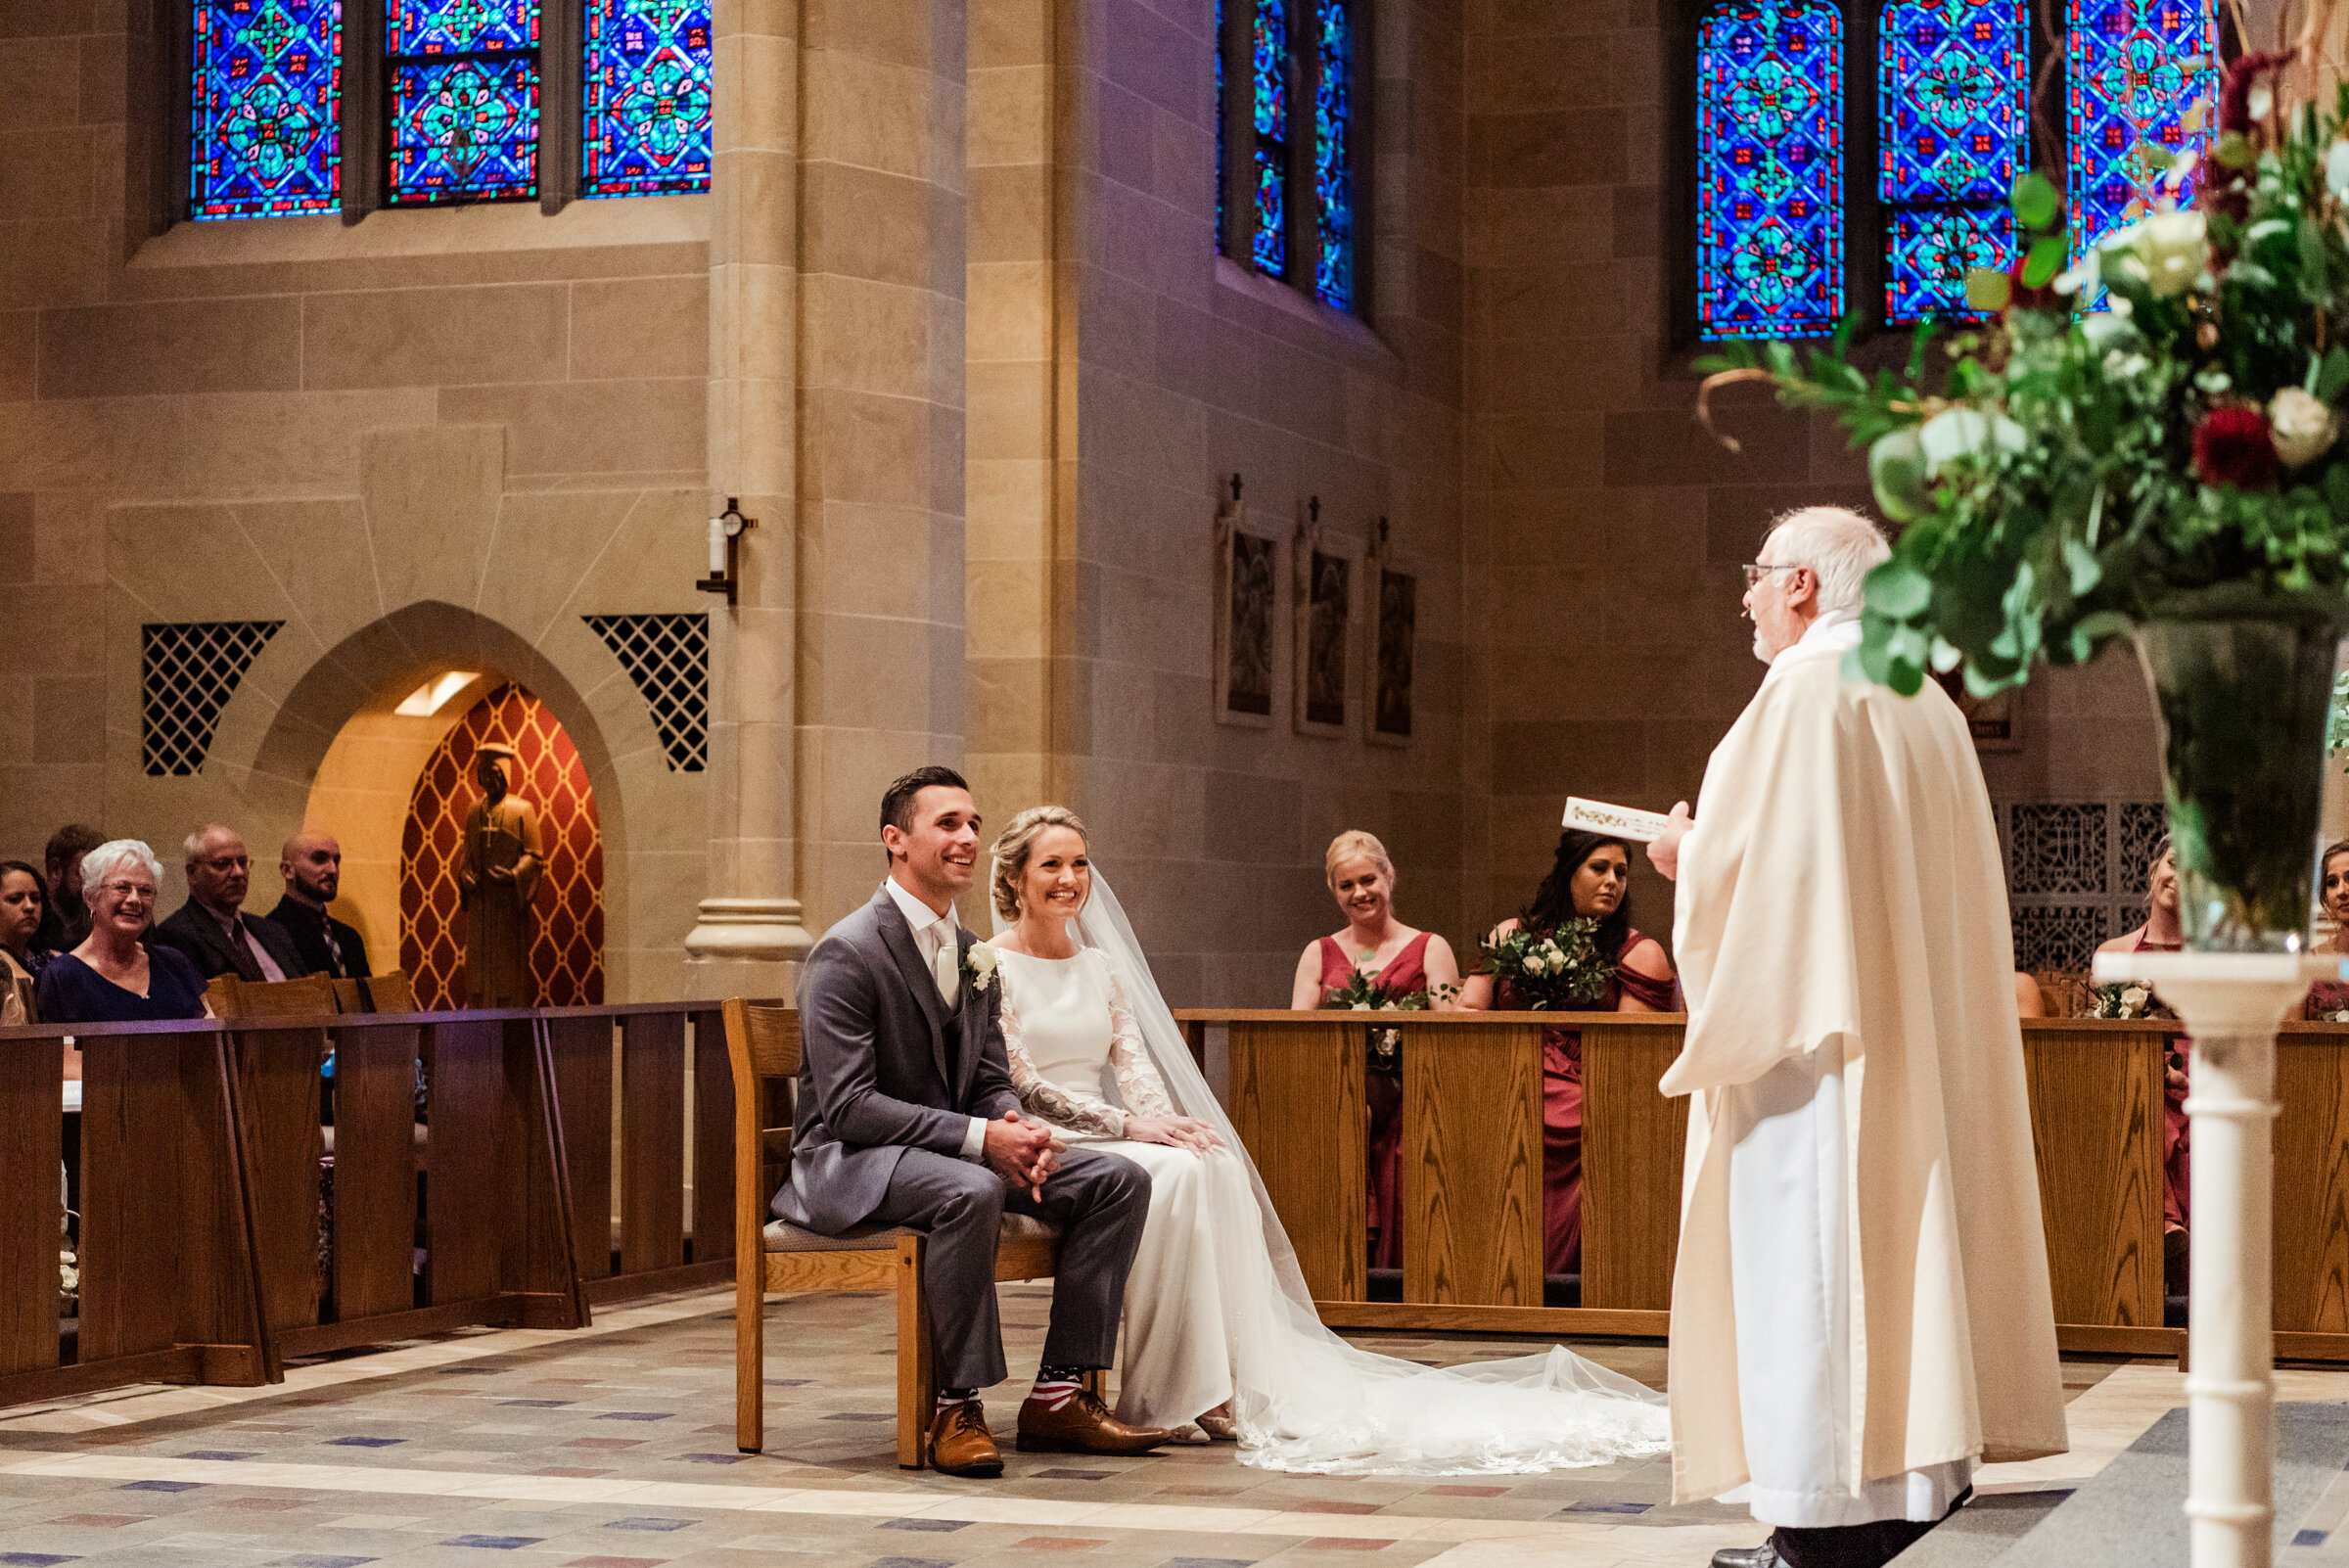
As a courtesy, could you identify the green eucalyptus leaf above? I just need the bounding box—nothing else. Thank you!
[1865,555,1933,618]
[2062,535,2103,595]
[1868,430,1933,524]
[2318,346,2349,404]
[1966,267,2013,312]
[1856,620,1900,686]
[2063,610,2134,665]
[2022,235,2067,289]
[2011,170,2060,230]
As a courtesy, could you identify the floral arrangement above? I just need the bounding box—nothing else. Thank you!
[1481,919,1617,1011]
[60,1247,76,1308]
[1324,967,1458,1012]
[2088,981,2161,1019]
[1696,55,2349,699]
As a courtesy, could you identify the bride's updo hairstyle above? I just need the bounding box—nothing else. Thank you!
[990,805,1090,923]
[1324,830,1394,887]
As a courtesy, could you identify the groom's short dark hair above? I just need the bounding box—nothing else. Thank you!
[881,765,971,844]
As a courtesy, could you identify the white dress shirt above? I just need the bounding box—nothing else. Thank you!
[884,877,989,1162]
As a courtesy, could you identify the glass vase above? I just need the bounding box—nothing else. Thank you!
[2132,612,2344,951]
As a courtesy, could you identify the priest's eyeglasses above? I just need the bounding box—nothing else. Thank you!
[1740,562,1809,586]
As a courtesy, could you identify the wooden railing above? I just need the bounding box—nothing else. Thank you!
[0,1001,738,1411]
[1179,1010,2349,1363]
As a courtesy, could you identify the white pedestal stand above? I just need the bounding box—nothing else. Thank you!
[2091,950,2339,1568]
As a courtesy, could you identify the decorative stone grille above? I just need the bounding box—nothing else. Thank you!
[1997,801,2167,972]
[141,621,284,776]
[583,613,709,772]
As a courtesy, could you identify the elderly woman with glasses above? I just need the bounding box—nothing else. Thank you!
[34,840,211,1024]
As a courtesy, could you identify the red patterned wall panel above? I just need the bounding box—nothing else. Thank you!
[398,683,605,1008]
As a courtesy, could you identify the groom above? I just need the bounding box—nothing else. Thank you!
[774,765,1172,1477]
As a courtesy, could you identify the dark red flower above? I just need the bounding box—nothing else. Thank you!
[2193,406,2280,491]
[2220,50,2293,135]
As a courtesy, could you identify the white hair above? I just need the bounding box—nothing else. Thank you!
[183,823,239,864]
[1762,506,1891,615]
[82,839,163,892]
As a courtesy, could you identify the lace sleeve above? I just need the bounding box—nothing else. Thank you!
[1102,962,1176,1119]
[1000,971,1127,1137]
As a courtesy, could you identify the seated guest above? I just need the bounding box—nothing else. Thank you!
[31,823,103,954]
[1288,830,1462,1269]
[1456,829,1676,1275]
[261,832,371,981]
[2306,840,2349,1020]
[2012,972,2047,1018]
[2097,836,2188,1282]
[0,859,48,1025]
[151,824,302,983]
[35,841,210,1023]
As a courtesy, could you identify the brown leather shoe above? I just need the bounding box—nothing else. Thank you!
[928,1399,1003,1478]
[1016,1388,1174,1455]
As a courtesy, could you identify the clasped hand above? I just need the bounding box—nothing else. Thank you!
[982,1111,1063,1198]
[1124,1114,1223,1154]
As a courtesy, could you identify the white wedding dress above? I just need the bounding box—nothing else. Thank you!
[992,876,1672,1476]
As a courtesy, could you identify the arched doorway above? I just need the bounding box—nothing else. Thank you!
[399,681,605,1008]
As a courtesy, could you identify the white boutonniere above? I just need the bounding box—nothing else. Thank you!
[962,941,1000,993]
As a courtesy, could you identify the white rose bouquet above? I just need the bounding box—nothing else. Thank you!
[1480,918,1616,1011]
[2088,980,2165,1020]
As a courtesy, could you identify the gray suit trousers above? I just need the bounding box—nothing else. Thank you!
[869,1144,1150,1391]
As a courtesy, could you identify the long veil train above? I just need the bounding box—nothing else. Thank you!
[1010,868,1671,1476]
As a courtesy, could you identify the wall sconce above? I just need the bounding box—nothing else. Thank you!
[700,498,755,605]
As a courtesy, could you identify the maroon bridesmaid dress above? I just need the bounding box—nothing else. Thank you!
[1497,929,1678,1277]
[1317,932,1432,1269]
[2135,932,2189,1238]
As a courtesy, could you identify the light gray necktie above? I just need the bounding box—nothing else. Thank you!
[931,925,959,1007]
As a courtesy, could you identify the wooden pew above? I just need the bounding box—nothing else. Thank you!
[1184,1009,2349,1364]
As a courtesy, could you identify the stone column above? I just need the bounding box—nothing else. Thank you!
[792,0,972,933]
[686,0,814,993]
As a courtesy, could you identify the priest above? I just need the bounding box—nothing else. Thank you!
[1648,507,2067,1568]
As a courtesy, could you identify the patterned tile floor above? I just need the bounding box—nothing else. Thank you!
[0,1286,2339,1567]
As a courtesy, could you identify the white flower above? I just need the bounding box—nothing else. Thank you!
[2107,209,2208,299]
[2271,388,2339,468]
[2121,985,2148,1007]
[1351,1001,1374,1011]
[964,941,999,992]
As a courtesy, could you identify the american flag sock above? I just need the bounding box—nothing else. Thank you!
[1026,1362,1088,1412]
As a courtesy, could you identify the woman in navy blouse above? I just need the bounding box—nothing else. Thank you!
[34,840,209,1024]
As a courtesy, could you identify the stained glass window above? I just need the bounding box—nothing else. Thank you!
[1253,0,1289,276]
[583,0,712,197]
[1879,0,2027,322]
[191,0,343,219]
[2066,0,2216,256]
[1697,0,1846,339]
[387,0,541,205]
[1313,0,1353,309]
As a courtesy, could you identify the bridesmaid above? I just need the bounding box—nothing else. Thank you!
[2096,836,2188,1284]
[1456,829,1676,1277]
[1288,831,1461,1269]
[2305,840,2349,1019]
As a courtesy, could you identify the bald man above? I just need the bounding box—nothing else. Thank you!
[261,833,372,981]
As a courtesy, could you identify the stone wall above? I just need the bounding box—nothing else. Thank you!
[0,0,713,995]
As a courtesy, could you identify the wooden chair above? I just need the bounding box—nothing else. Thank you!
[208,973,339,1021]
[363,971,417,1013]
[724,997,1072,1468]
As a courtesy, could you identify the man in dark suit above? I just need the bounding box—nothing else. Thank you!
[151,824,303,982]
[260,832,371,981]
[775,765,1168,1478]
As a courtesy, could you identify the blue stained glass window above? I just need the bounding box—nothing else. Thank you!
[1697,0,1846,339]
[583,0,712,197]
[191,0,343,219]
[1879,0,2027,321]
[387,0,541,204]
[1253,0,1288,275]
[2066,0,2215,257]
[1313,0,1353,309]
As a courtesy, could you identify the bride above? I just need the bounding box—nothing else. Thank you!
[985,805,1671,1475]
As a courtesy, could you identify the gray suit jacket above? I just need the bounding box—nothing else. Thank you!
[774,884,1020,1231]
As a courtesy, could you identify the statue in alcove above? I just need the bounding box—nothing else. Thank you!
[458,743,545,1007]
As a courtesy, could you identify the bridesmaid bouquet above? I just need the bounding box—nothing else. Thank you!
[1482,919,1616,1010]
[2089,981,2163,1019]
[1324,969,1456,1011]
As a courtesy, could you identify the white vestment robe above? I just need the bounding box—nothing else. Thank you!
[1663,612,2069,1522]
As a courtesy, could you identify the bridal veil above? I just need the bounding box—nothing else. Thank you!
[1007,867,1670,1476]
